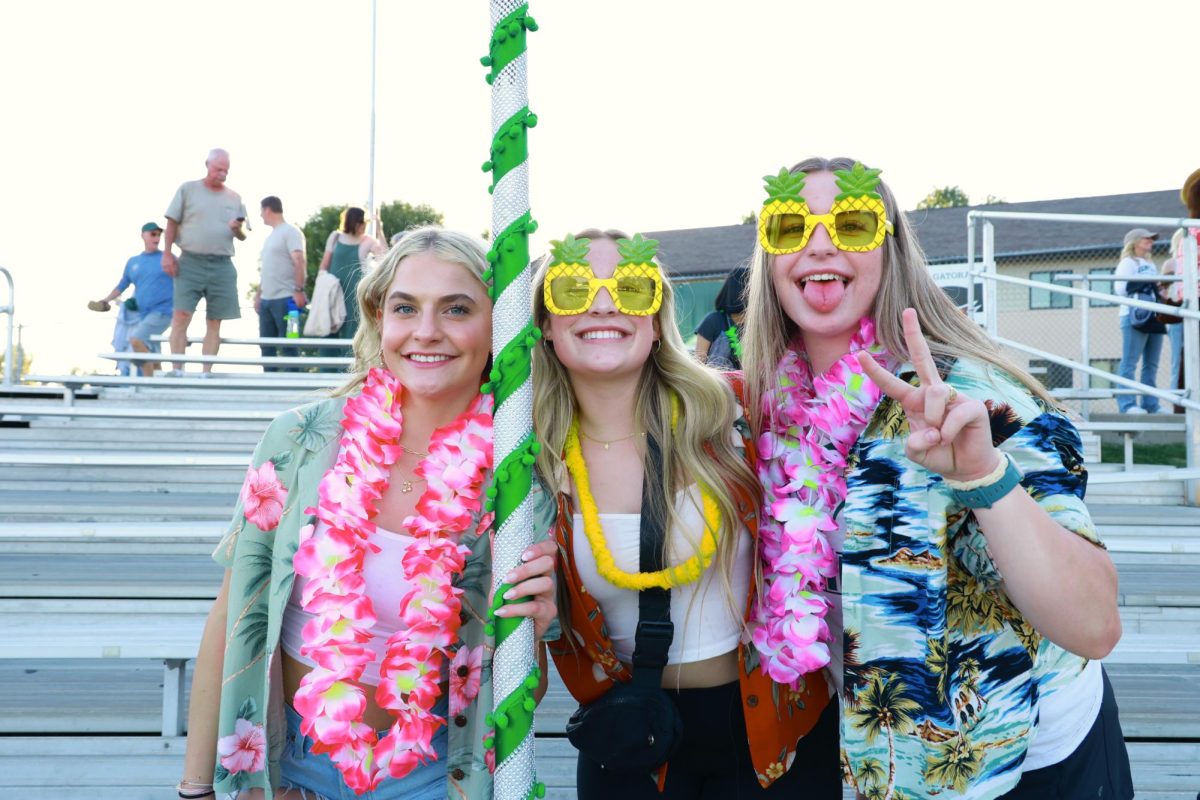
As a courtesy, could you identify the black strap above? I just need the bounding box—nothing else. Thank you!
[631,435,673,688]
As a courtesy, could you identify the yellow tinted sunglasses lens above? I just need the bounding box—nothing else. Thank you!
[767,213,809,251]
[616,275,656,312]
[834,210,879,247]
[549,274,591,312]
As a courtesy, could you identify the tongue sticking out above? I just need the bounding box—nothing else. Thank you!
[802,279,846,313]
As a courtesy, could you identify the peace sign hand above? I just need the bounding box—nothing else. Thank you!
[856,308,1002,482]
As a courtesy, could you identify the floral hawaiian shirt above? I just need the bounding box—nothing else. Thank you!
[839,357,1104,800]
[210,396,499,799]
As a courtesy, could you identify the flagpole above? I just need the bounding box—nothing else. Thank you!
[367,0,377,221]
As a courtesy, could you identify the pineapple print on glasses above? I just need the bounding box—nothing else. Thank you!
[758,162,895,255]
[543,233,664,316]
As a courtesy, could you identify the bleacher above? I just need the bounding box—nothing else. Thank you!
[2,346,1198,798]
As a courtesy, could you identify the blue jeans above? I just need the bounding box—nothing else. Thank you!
[1117,315,1163,412]
[279,701,448,800]
[257,297,298,372]
[1167,323,1183,396]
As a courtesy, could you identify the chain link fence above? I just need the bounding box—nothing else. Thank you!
[956,213,1198,421]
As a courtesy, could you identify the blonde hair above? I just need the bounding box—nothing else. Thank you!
[333,226,490,397]
[533,229,759,617]
[743,156,1055,431]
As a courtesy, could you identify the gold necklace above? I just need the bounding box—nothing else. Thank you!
[578,427,645,451]
[401,443,430,458]
[564,418,721,590]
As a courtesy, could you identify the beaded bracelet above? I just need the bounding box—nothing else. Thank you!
[176,780,215,799]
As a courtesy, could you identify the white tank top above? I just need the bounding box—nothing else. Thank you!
[280,521,417,687]
[571,484,752,665]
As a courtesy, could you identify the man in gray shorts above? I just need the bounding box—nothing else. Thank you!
[162,148,247,375]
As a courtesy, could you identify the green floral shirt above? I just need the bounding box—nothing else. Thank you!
[840,358,1105,800]
[210,396,498,798]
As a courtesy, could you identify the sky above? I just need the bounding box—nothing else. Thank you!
[1,0,1197,375]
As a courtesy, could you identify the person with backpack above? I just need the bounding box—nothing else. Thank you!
[693,267,748,370]
[1114,228,1166,414]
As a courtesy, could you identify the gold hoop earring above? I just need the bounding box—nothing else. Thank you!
[652,339,662,354]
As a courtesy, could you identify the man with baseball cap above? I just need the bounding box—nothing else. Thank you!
[89,220,174,376]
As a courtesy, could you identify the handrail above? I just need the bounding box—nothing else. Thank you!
[991,334,1200,412]
[0,268,13,386]
[967,209,1199,503]
[988,272,1200,319]
[968,209,1200,228]
[148,334,353,348]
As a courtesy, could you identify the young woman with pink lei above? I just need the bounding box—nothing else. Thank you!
[179,227,557,800]
[742,158,1132,799]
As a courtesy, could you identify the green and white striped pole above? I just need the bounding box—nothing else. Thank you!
[481,3,543,799]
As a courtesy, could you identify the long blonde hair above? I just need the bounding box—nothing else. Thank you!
[333,226,490,397]
[533,229,759,609]
[743,156,1054,430]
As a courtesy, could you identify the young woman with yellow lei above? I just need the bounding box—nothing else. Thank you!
[532,229,838,797]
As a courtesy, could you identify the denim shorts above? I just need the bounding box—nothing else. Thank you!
[280,700,448,800]
[128,311,171,352]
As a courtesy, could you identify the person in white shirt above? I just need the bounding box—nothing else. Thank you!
[1112,228,1165,413]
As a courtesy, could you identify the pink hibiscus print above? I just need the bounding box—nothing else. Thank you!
[240,461,288,531]
[217,718,266,774]
[449,645,483,716]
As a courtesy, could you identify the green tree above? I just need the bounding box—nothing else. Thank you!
[915,186,971,210]
[849,672,921,800]
[299,200,443,290]
[924,732,984,792]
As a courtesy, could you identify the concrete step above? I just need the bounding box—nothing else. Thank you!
[0,552,223,599]
[1094,503,1200,527]
[0,521,221,555]
[0,489,231,522]
[1106,632,1200,665]
[1120,605,1200,635]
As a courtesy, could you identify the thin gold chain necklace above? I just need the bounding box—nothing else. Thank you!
[578,427,645,450]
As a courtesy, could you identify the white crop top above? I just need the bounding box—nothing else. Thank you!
[572,485,752,666]
[280,521,416,687]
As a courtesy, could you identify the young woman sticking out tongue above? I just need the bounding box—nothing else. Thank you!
[743,158,1132,800]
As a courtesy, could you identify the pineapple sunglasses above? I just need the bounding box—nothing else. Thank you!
[543,263,664,316]
[758,197,894,255]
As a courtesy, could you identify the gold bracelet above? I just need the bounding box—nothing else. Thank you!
[944,451,1007,491]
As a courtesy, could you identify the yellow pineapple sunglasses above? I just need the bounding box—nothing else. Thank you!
[543,263,663,316]
[758,197,894,255]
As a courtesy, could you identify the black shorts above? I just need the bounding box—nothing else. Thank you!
[576,680,840,799]
[1000,667,1133,799]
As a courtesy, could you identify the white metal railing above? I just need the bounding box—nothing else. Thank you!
[967,210,1200,502]
[0,268,13,386]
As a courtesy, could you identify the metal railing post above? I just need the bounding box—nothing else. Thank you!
[1182,233,1199,503]
[966,212,977,323]
[1080,275,1091,420]
[982,221,997,337]
[0,267,14,386]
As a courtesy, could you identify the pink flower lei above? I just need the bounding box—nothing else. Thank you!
[291,367,493,793]
[751,318,889,687]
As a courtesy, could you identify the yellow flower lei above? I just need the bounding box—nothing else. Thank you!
[563,417,722,590]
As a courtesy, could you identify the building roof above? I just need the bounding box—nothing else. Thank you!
[645,190,1187,277]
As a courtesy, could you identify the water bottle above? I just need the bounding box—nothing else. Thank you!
[285,297,301,338]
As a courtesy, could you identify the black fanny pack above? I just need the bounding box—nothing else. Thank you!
[565,436,684,773]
